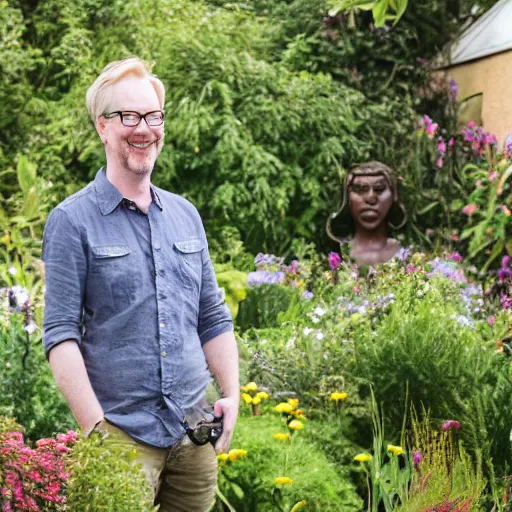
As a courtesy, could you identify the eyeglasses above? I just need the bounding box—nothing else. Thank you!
[182,413,223,447]
[103,110,165,127]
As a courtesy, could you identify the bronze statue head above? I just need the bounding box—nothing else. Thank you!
[326,161,407,245]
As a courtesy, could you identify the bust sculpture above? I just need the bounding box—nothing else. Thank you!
[326,161,407,266]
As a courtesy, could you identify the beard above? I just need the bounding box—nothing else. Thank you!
[119,138,163,175]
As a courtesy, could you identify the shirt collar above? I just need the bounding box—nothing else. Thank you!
[94,168,163,215]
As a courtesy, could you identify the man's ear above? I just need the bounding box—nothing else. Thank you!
[96,116,108,144]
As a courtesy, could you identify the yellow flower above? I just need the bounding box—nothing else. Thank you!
[275,402,293,414]
[242,393,253,405]
[275,476,293,486]
[245,382,258,392]
[387,444,404,456]
[217,453,229,462]
[252,396,261,405]
[288,398,300,409]
[354,453,372,463]
[330,392,348,402]
[288,419,304,431]
[228,449,247,462]
[290,501,308,512]
[256,391,269,400]
[273,433,291,441]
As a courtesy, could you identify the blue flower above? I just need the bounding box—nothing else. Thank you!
[302,290,314,300]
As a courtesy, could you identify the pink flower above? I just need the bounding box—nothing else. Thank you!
[423,115,439,137]
[448,137,455,147]
[489,170,498,182]
[448,251,463,262]
[462,203,477,216]
[328,252,342,270]
[352,286,360,294]
[441,420,461,431]
[436,157,444,168]
[487,315,495,327]
[413,451,423,466]
[468,121,476,128]
[438,137,446,154]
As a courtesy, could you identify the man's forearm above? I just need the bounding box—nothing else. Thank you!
[202,331,240,399]
[49,340,104,434]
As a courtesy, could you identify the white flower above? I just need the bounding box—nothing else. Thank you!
[24,322,38,335]
[5,362,11,368]
[311,316,320,324]
[313,307,326,317]
[315,331,325,341]
[417,290,423,297]
[303,327,313,335]
[285,337,296,350]
[8,267,17,276]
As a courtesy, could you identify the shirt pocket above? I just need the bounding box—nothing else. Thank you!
[174,239,203,293]
[89,245,139,305]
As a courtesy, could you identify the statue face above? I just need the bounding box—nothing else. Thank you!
[348,174,394,232]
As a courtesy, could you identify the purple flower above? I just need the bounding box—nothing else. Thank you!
[328,252,342,270]
[501,294,512,310]
[449,78,458,100]
[395,247,411,263]
[505,132,512,157]
[441,420,461,431]
[247,270,285,287]
[413,451,423,466]
[302,290,314,300]
[448,251,463,263]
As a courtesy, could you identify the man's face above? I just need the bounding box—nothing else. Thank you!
[348,174,393,232]
[98,76,164,176]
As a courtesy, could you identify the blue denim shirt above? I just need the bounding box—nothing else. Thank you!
[42,169,233,448]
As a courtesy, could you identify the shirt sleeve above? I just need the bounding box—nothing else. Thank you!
[197,234,234,346]
[42,208,87,358]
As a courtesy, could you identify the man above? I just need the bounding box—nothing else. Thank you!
[42,57,239,511]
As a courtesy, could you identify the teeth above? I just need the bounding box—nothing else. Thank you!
[129,142,152,149]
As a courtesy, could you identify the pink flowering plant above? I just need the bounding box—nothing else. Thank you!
[414,113,512,273]
[0,427,77,511]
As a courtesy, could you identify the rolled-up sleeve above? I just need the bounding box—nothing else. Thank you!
[42,208,87,358]
[198,238,233,346]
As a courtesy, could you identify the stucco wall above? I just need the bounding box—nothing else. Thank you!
[447,49,512,145]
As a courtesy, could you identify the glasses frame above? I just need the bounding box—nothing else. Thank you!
[182,414,223,447]
[102,110,165,127]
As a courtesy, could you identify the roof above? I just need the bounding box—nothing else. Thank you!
[450,0,512,66]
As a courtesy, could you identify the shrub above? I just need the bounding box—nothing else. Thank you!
[216,414,362,511]
[0,428,77,511]
[64,433,157,512]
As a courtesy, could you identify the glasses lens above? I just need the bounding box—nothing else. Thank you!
[121,113,140,127]
[146,112,164,126]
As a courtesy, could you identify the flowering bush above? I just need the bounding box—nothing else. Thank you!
[0,428,77,511]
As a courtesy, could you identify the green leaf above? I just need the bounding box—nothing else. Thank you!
[497,163,512,196]
[17,155,37,196]
[481,240,504,273]
[372,0,390,27]
[417,201,439,215]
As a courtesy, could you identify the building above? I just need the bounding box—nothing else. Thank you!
[443,0,512,145]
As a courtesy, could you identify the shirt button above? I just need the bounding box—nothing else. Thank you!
[160,321,165,328]
[161,352,167,358]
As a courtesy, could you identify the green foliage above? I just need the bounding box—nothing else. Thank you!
[0,313,75,441]
[65,432,157,511]
[216,414,362,511]
[328,0,409,27]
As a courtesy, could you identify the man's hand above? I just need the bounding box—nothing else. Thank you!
[213,396,239,454]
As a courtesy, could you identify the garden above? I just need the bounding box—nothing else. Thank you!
[1,0,512,510]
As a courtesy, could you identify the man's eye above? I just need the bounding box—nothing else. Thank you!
[123,114,138,121]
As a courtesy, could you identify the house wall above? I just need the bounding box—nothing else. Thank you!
[447,49,512,146]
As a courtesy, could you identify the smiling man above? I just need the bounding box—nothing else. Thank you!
[42,57,239,511]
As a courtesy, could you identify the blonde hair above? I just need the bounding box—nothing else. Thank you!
[86,57,165,122]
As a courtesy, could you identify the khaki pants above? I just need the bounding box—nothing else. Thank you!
[97,420,218,512]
